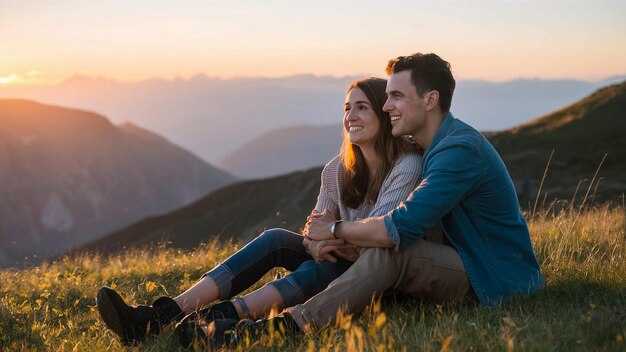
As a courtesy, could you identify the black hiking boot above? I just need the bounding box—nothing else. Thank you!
[232,313,301,345]
[177,314,300,349]
[177,318,240,349]
[174,301,240,348]
[96,286,183,345]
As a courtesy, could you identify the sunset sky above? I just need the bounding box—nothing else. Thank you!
[2,0,625,85]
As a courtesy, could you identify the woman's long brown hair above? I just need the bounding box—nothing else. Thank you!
[340,77,418,209]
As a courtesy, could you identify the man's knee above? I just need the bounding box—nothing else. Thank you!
[396,239,470,301]
[352,247,399,274]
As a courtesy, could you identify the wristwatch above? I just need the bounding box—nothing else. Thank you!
[330,220,343,239]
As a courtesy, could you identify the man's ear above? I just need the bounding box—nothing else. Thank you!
[424,90,440,112]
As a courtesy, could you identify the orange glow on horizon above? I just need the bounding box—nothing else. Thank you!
[0,74,20,85]
[0,71,46,86]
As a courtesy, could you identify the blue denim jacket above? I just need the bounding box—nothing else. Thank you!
[384,112,543,306]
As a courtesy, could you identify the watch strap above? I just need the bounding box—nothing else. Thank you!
[330,220,343,239]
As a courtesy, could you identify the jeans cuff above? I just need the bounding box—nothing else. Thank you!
[202,265,234,300]
[286,304,317,331]
[267,275,304,308]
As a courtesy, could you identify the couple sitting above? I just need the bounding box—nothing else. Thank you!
[96,52,544,348]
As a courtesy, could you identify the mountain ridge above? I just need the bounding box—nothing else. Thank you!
[1,74,619,164]
[489,81,626,204]
[219,123,342,179]
[0,99,235,266]
[75,167,322,254]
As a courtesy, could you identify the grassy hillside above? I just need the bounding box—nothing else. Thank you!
[489,82,626,204]
[1,205,625,351]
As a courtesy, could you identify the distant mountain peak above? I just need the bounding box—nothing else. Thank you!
[218,123,342,179]
[0,100,235,266]
[118,122,168,142]
[188,73,215,82]
[0,99,115,136]
[591,80,626,96]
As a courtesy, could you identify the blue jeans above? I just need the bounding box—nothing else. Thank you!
[203,228,352,307]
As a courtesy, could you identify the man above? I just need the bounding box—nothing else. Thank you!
[205,52,543,345]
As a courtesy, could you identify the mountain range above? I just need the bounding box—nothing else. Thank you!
[219,124,342,179]
[217,80,626,181]
[0,100,234,266]
[2,74,624,167]
[76,81,626,256]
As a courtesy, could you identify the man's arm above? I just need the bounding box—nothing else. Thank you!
[385,142,483,249]
[336,216,395,248]
[304,209,394,248]
[306,142,483,249]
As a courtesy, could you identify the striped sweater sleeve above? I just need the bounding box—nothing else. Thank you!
[314,155,340,217]
[368,152,422,218]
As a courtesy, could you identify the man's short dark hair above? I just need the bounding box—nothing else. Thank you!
[386,53,455,112]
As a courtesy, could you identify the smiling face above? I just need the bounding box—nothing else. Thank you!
[383,70,427,139]
[343,87,381,149]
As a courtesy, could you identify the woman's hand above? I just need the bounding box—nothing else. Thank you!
[303,237,353,263]
[332,247,360,262]
[303,209,335,241]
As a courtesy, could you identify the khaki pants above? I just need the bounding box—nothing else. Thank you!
[288,239,471,330]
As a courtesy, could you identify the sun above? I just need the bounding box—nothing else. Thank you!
[0,74,20,84]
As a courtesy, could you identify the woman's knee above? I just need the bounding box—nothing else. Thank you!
[256,228,300,247]
[254,228,304,253]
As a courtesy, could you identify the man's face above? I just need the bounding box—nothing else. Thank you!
[383,70,426,138]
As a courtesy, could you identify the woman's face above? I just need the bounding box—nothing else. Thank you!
[343,87,381,149]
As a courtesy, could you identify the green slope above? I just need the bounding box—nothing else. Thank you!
[78,167,322,254]
[489,82,626,204]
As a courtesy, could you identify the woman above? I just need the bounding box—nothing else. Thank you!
[96,77,426,346]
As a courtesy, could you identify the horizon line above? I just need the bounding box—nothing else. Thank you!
[1,72,625,88]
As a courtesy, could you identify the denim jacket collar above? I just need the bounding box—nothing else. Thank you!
[424,112,455,157]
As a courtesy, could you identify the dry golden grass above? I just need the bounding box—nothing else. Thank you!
[2,204,625,351]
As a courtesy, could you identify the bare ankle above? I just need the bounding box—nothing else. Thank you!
[233,297,252,319]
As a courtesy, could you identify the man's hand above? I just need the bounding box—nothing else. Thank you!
[302,237,352,263]
[303,209,336,241]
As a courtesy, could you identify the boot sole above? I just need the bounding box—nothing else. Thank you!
[96,287,131,345]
